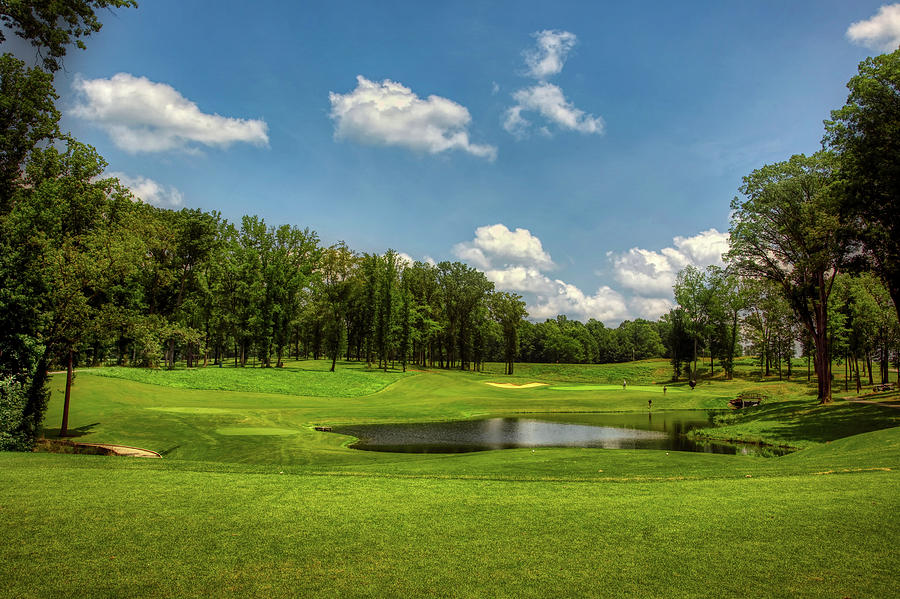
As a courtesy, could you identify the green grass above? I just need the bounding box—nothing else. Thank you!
[479,359,667,384]
[2,358,898,598]
[85,359,410,397]
[690,397,900,448]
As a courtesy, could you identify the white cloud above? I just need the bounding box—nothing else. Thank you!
[528,283,629,323]
[524,30,577,80]
[610,228,729,297]
[484,265,556,294]
[453,223,554,270]
[71,73,269,153]
[629,297,675,320]
[452,224,728,324]
[329,76,496,160]
[504,82,604,137]
[847,4,900,51]
[107,172,183,208]
[453,224,628,323]
[505,31,603,138]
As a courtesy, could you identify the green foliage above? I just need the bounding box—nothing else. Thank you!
[728,152,843,402]
[825,48,900,323]
[0,375,31,450]
[0,53,60,203]
[0,0,139,72]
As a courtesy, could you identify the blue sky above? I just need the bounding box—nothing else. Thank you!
[38,0,899,323]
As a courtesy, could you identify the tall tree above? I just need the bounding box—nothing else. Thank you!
[728,152,842,403]
[320,242,355,372]
[825,48,900,325]
[489,291,527,375]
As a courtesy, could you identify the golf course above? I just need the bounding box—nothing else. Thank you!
[1,358,897,598]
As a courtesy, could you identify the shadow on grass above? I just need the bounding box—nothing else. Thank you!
[42,422,100,439]
[713,400,900,445]
[158,445,181,457]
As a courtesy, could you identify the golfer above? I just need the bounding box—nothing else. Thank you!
[623,379,627,390]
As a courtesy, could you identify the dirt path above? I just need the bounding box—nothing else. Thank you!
[76,443,162,457]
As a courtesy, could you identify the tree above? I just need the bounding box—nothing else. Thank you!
[320,242,355,372]
[825,49,900,326]
[436,261,494,370]
[706,267,746,379]
[728,152,842,403]
[489,291,527,375]
[3,141,139,437]
[0,0,138,72]
[674,265,714,379]
[0,53,60,206]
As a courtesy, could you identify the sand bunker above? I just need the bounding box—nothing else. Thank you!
[76,443,161,458]
[485,382,548,389]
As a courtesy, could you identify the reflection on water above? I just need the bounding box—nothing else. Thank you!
[331,411,790,456]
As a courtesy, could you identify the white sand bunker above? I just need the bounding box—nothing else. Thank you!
[485,382,548,389]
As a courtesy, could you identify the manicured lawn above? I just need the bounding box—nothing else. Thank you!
[1,358,898,598]
[86,359,410,397]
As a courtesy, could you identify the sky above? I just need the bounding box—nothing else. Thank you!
[18,0,900,324]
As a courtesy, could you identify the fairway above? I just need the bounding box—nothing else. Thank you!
[549,384,683,392]
[2,359,898,598]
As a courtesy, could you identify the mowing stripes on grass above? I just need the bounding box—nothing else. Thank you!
[215,427,301,436]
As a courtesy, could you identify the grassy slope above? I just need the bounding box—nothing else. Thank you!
[1,358,898,598]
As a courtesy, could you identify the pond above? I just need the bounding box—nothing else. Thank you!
[331,411,790,456]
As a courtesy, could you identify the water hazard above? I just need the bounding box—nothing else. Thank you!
[331,411,790,456]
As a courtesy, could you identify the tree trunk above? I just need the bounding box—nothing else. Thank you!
[60,350,74,437]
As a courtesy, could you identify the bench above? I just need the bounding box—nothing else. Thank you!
[873,384,894,393]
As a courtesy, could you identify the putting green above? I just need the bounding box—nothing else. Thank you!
[549,384,682,393]
[215,427,300,436]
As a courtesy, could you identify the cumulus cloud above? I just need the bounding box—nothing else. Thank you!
[610,228,729,297]
[71,73,269,153]
[505,31,603,138]
[528,283,629,323]
[484,265,556,294]
[504,82,604,137]
[397,252,416,267]
[453,224,629,323]
[524,30,577,80]
[107,172,183,208]
[329,76,496,160]
[847,4,900,51]
[453,224,553,271]
[452,225,729,324]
